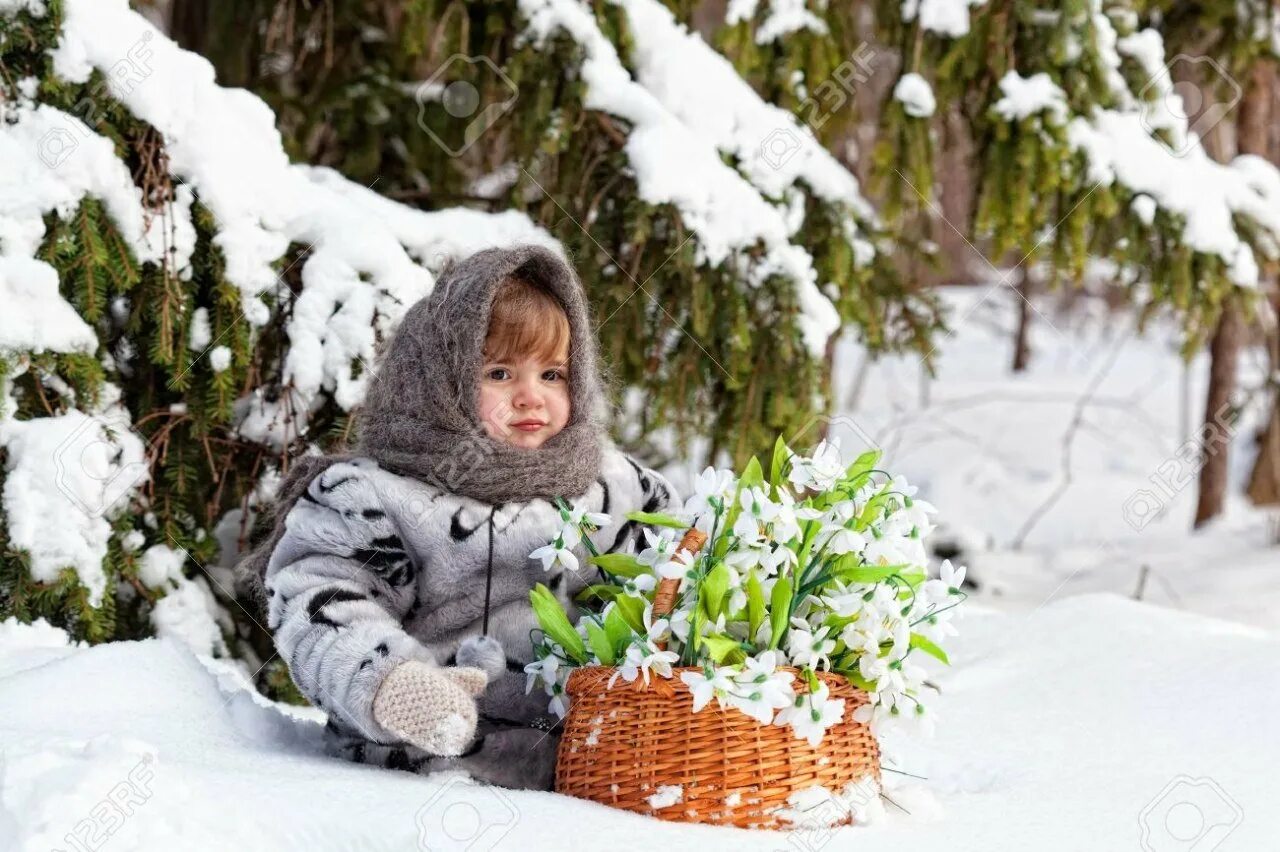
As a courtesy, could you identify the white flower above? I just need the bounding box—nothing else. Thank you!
[638,528,689,578]
[786,619,837,670]
[680,666,737,712]
[788,438,844,492]
[523,653,561,695]
[684,466,736,519]
[609,640,679,687]
[623,574,657,596]
[824,525,867,556]
[774,682,846,747]
[924,559,966,603]
[726,652,796,723]
[529,540,579,574]
[641,603,671,644]
[563,503,611,530]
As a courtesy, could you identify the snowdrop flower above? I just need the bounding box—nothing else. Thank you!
[785,618,837,670]
[523,652,561,695]
[562,503,611,530]
[775,682,846,747]
[637,528,690,579]
[680,666,737,712]
[819,580,866,618]
[622,574,657,597]
[788,438,844,492]
[641,603,671,644]
[684,466,736,519]
[732,486,779,539]
[727,652,796,723]
[529,539,579,574]
[823,524,867,556]
[669,604,693,642]
[548,681,571,718]
[610,640,680,687]
[924,559,966,603]
[758,543,799,576]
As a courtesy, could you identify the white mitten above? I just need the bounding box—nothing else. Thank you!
[455,634,506,682]
[371,661,488,756]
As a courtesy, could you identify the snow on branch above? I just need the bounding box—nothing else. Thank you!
[517,0,857,355]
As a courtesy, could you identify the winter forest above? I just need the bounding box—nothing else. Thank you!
[1,0,1277,849]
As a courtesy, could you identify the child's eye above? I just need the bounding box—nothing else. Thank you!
[542,369,566,382]
[486,367,510,381]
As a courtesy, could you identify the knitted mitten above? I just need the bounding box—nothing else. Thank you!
[371,661,488,756]
[455,635,506,682]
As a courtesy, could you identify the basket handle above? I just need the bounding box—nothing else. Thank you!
[650,527,707,651]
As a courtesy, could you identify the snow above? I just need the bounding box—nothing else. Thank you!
[138,544,185,589]
[901,0,987,38]
[1067,109,1278,286]
[0,255,97,356]
[991,71,1068,123]
[517,0,853,355]
[725,0,827,43]
[645,784,683,809]
[814,285,1280,630]
[18,0,552,451]
[893,73,936,119]
[0,403,147,606]
[1,586,1273,848]
[148,576,228,658]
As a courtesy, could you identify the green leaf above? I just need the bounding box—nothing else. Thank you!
[574,584,621,605]
[701,562,731,620]
[910,632,950,665]
[588,552,649,578]
[529,584,587,663]
[603,605,633,649]
[769,435,791,490]
[830,561,908,585]
[701,633,745,665]
[768,576,793,649]
[623,510,687,529]
[585,620,616,665]
[746,570,766,637]
[612,593,646,633]
[845,449,882,481]
[740,455,764,489]
[844,670,877,692]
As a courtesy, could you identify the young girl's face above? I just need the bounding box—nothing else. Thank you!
[478,343,571,449]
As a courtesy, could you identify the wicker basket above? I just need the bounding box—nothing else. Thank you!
[553,664,881,829]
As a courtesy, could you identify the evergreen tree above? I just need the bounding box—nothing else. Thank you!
[173,0,943,467]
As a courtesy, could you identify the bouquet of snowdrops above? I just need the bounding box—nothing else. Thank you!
[525,437,967,746]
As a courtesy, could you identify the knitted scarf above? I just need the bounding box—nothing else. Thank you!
[233,244,606,613]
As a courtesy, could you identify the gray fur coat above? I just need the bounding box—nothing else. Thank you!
[264,440,678,788]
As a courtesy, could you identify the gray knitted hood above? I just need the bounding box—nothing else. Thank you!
[234,243,607,611]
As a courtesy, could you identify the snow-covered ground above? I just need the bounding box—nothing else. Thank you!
[2,595,1273,851]
[3,285,1277,850]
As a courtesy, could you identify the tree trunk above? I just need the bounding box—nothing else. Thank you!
[1012,268,1033,372]
[1246,287,1280,506]
[1241,60,1280,507]
[1194,302,1242,527]
[1194,60,1271,526]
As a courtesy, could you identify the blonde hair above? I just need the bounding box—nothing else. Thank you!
[484,274,571,364]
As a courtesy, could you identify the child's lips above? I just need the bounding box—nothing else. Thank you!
[511,420,545,432]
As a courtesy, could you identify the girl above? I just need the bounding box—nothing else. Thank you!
[236,245,680,790]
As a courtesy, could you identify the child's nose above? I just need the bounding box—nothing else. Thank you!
[512,379,544,409]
